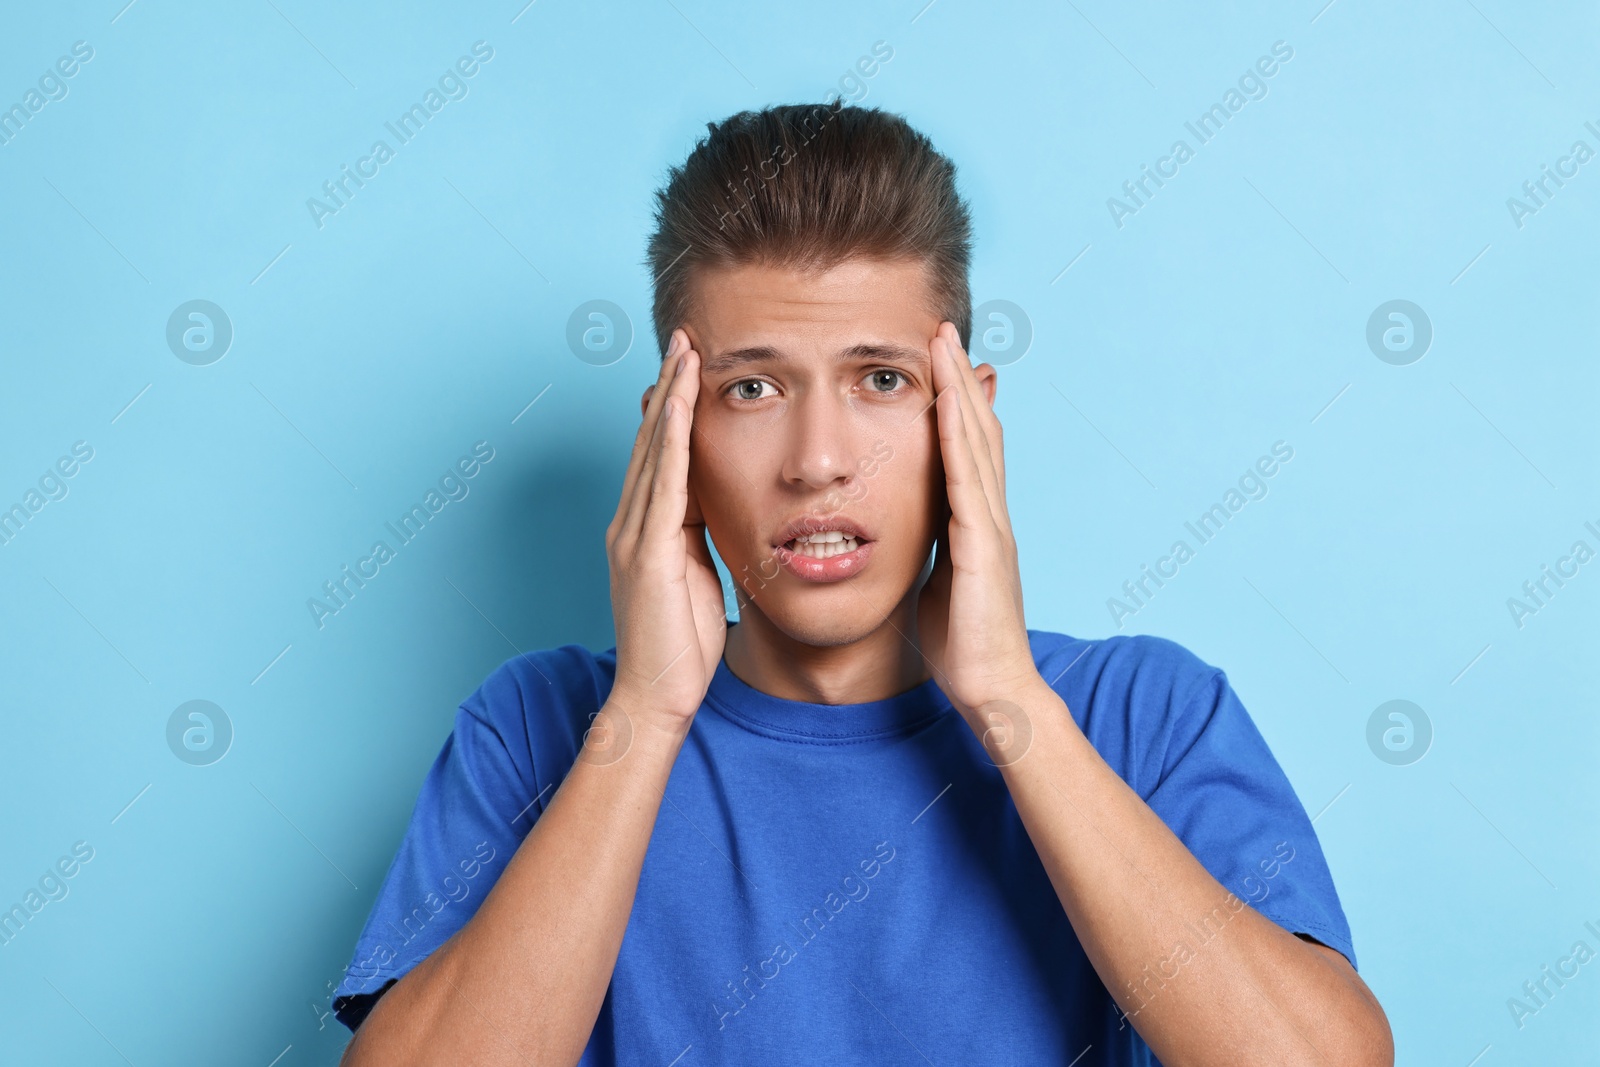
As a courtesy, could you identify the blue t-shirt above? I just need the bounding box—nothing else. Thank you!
[332,625,1356,1064]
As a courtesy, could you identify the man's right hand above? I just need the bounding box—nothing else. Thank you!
[341,335,719,1066]
[603,328,726,737]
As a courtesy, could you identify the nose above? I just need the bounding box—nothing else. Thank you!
[780,388,858,491]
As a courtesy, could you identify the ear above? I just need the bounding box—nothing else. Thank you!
[640,384,655,420]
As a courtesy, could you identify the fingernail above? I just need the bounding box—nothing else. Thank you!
[674,351,686,378]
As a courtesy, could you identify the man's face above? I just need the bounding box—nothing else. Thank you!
[660,255,976,649]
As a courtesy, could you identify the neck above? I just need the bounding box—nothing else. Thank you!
[721,591,931,705]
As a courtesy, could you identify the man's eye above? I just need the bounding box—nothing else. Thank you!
[728,379,774,401]
[867,370,906,393]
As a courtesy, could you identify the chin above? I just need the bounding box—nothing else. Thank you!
[744,566,913,649]
[763,607,876,649]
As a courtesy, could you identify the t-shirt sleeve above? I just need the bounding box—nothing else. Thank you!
[1140,662,1358,971]
[329,659,560,1031]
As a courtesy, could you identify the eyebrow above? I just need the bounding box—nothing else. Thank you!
[700,342,928,376]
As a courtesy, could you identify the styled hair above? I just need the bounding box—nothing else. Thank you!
[645,102,973,358]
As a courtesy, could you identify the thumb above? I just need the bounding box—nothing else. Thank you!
[922,526,952,598]
[684,471,704,527]
[685,518,717,572]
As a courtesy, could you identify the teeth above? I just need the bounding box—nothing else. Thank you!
[788,535,860,559]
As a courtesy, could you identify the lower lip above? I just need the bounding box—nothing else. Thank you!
[773,539,875,583]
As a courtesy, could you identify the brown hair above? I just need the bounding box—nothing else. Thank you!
[645,102,973,358]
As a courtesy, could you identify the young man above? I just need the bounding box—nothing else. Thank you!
[332,103,1393,1065]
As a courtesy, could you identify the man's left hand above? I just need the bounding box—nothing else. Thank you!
[916,321,1044,734]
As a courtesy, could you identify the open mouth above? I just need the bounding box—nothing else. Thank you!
[781,531,868,559]
[769,515,877,582]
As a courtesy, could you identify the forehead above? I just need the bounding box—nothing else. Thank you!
[685,256,939,357]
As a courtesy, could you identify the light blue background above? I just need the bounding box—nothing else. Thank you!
[2,1,1596,1063]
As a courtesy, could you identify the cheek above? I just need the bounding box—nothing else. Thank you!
[864,430,942,542]
[687,436,752,551]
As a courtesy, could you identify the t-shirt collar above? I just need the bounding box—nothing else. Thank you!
[703,637,954,744]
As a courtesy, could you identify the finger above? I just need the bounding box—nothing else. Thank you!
[620,347,691,547]
[640,347,702,546]
[934,379,997,548]
[622,388,672,549]
[626,330,683,482]
[941,324,1003,501]
[955,323,1008,504]
[932,330,1003,538]
[685,514,718,573]
[613,330,684,542]
[687,527,730,672]
[938,326,1010,536]
[924,520,953,595]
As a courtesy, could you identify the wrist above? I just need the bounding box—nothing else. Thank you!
[960,675,1063,767]
[597,690,697,750]
[955,668,1052,723]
